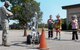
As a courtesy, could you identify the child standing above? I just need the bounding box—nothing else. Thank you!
[54,14,62,40]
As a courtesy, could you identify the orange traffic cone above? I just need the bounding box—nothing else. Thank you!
[39,28,49,50]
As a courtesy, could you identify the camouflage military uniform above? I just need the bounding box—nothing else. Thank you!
[0,6,13,46]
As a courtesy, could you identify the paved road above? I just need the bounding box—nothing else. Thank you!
[0,30,80,50]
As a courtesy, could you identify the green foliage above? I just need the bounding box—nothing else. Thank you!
[61,18,72,30]
[62,18,67,30]
[0,0,43,26]
[0,0,4,2]
[68,22,72,30]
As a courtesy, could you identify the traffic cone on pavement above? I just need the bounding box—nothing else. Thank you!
[39,28,49,50]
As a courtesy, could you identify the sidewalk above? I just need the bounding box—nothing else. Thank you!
[0,30,80,50]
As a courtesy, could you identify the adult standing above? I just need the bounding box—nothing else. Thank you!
[47,15,54,39]
[71,15,79,40]
[0,1,13,46]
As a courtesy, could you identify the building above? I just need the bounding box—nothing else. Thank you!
[62,4,80,28]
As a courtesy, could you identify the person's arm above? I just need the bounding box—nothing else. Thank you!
[60,19,62,26]
[52,20,55,24]
[76,20,79,29]
[2,6,13,16]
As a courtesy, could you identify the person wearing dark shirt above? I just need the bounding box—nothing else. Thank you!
[47,15,54,39]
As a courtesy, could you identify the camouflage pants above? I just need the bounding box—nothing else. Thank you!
[1,19,9,45]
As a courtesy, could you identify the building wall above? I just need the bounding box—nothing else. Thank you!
[67,7,80,27]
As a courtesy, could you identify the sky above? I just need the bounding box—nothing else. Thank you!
[36,0,80,23]
[0,0,80,24]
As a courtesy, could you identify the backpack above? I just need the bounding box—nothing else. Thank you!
[26,35,32,45]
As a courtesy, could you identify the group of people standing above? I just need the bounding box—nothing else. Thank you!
[47,14,62,40]
[47,14,79,40]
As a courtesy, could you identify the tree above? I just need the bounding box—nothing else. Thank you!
[61,18,67,30]
[0,0,43,36]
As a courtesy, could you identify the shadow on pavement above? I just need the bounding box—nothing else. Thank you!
[57,39,73,41]
[46,38,73,41]
[74,40,80,43]
[0,44,3,46]
[10,41,39,49]
[11,41,27,47]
